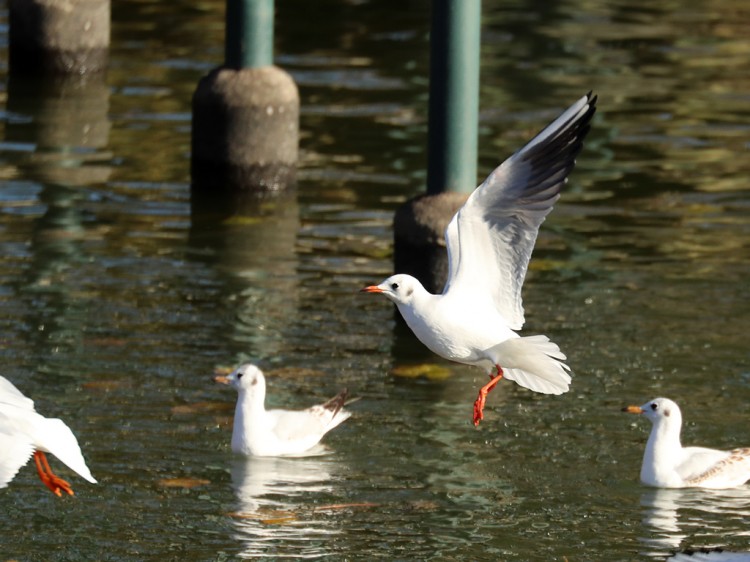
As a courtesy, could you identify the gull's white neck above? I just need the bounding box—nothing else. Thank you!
[231,389,266,453]
[642,416,683,486]
[394,285,441,336]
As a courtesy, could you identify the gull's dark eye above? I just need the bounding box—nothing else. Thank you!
[391,283,399,290]
[650,403,658,411]
[237,373,243,379]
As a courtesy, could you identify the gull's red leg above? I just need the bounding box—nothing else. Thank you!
[33,451,74,497]
[473,365,504,427]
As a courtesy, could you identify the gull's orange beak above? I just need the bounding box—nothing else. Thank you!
[360,285,383,294]
[213,375,230,385]
[622,405,643,414]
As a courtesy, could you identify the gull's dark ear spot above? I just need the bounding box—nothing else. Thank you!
[405,286,413,297]
[664,408,671,417]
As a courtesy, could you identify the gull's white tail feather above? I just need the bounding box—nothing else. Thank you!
[491,335,571,395]
[39,418,97,484]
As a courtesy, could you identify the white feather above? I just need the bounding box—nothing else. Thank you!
[0,376,96,488]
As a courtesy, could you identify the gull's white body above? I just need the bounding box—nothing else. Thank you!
[0,376,96,489]
[627,397,750,489]
[218,364,352,457]
[366,93,597,396]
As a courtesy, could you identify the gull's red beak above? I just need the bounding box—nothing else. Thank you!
[360,285,383,294]
[621,405,643,414]
[213,375,231,385]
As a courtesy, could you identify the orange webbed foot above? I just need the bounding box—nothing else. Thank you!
[472,366,504,427]
[34,451,74,497]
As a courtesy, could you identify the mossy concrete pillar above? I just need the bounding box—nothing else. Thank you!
[191,0,299,194]
[191,66,299,193]
[9,0,110,75]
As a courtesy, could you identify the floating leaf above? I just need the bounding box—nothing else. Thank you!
[81,380,129,391]
[157,478,210,489]
[227,509,298,525]
[267,367,327,379]
[171,401,233,415]
[313,502,378,512]
[390,364,451,381]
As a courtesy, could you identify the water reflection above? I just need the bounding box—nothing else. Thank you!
[640,488,750,559]
[188,193,300,361]
[5,73,112,186]
[229,454,343,559]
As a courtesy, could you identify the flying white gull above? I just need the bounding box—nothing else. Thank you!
[214,363,353,457]
[362,92,597,425]
[623,397,750,489]
[0,375,97,496]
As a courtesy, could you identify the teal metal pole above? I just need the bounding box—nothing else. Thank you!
[426,0,480,195]
[225,0,274,69]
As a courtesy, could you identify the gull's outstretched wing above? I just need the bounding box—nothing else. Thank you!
[443,92,597,329]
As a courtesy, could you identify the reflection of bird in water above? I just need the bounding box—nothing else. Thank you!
[214,363,353,456]
[229,456,341,559]
[623,398,750,489]
[640,487,750,558]
[231,456,336,512]
[362,93,596,426]
[0,376,96,496]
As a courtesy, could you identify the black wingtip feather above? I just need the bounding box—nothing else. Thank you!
[322,388,349,417]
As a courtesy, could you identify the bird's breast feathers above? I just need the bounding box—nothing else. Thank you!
[397,298,514,364]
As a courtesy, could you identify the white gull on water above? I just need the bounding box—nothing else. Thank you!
[623,397,750,489]
[0,376,96,496]
[214,363,353,457]
[362,92,597,426]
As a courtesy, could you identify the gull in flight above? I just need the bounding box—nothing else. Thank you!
[362,92,597,425]
[0,376,97,496]
[623,397,750,489]
[214,363,353,457]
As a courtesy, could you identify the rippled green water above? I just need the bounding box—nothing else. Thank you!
[0,0,749,560]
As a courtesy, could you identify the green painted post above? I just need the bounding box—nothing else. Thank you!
[225,0,274,69]
[392,0,481,289]
[427,0,480,195]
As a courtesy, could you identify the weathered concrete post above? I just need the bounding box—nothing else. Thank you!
[8,0,110,75]
[191,0,299,195]
[393,0,480,292]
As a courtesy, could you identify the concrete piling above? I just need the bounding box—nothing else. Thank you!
[191,0,299,195]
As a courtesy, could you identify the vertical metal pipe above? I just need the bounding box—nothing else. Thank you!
[426,0,480,195]
[225,0,274,69]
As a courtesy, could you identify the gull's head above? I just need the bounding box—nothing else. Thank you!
[214,363,266,394]
[360,274,423,306]
[622,397,681,427]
